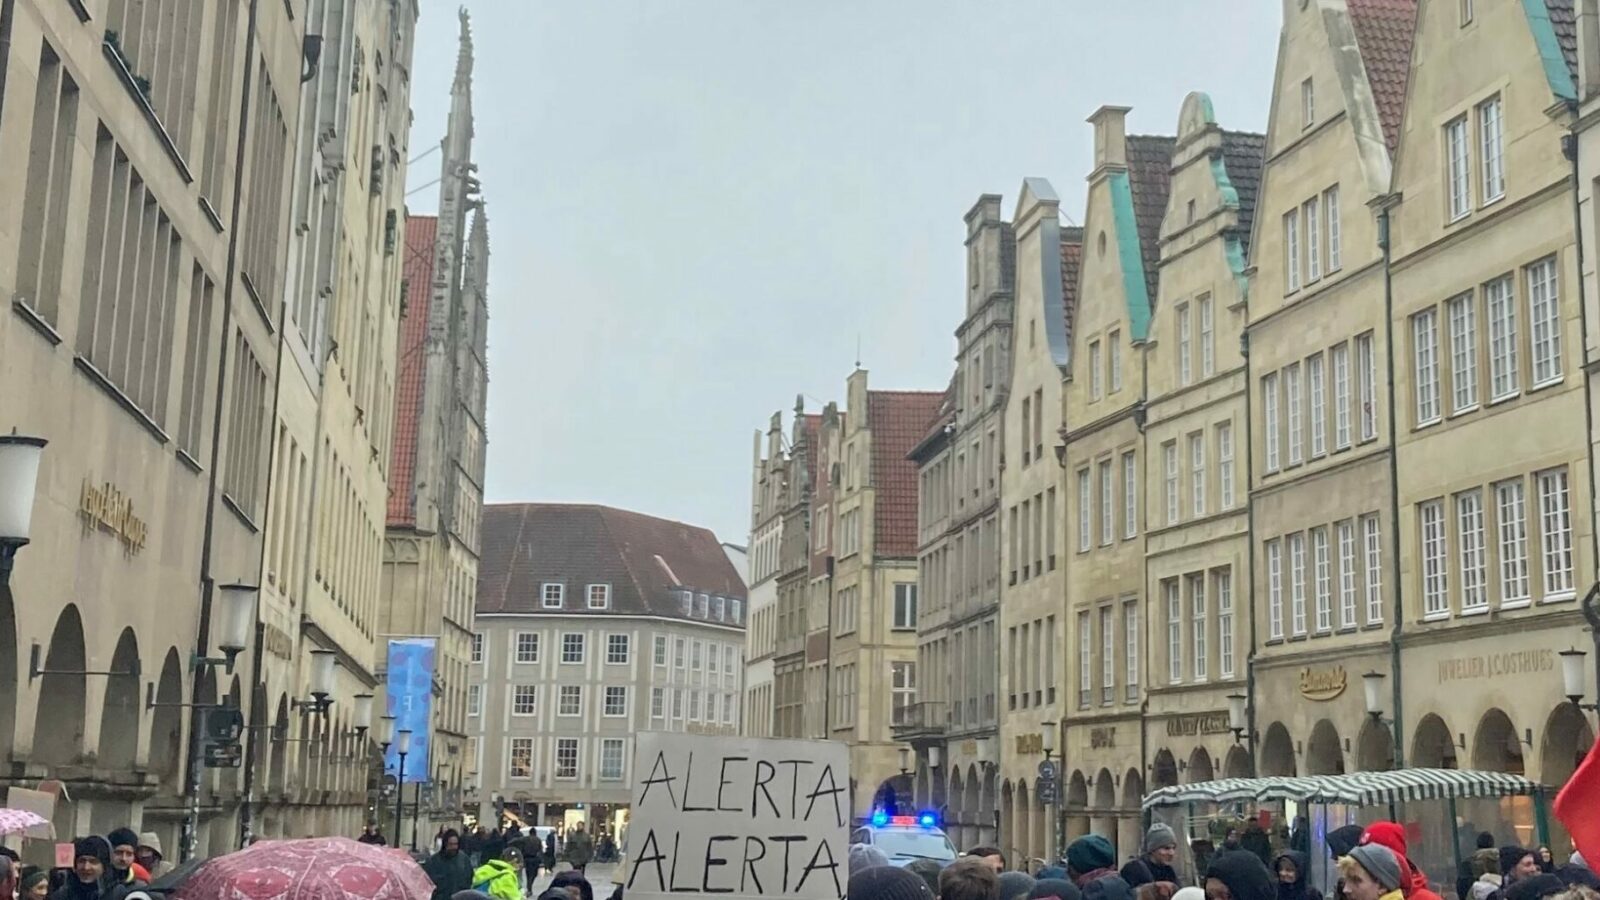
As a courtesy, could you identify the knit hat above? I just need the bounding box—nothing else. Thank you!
[1359,823,1417,890]
[1328,826,1365,859]
[848,864,936,900]
[1504,874,1565,900]
[850,844,891,874]
[1349,845,1404,892]
[1000,871,1038,900]
[1032,879,1082,900]
[1144,824,1179,855]
[1502,847,1536,877]
[19,867,47,896]
[1558,864,1600,891]
[1068,835,1117,876]
[1206,850,1277,900]
[107,828,139,852]
[1082,875,1133,900]
[906,859,944,897]
[1038,868,1070,883]
[1477,833,1497,850]
[75,836,111,868]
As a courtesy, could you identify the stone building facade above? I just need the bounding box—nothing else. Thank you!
[743,413,786,736]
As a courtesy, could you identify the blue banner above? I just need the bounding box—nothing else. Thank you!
[385,638,435,783]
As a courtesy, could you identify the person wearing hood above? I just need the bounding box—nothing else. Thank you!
[425,830,475,900]
[132,835,170,881]
[51,837,111,900]
[550,871,594,900]
[1360,822,1441,900]
[1276,852,1324,900]
[1000,871,1039,900]
[1504,875,1565,900]
[1339,845,1405,900]
[849,864,937,900]
[1504,849,1543,890]
[1242,820,1274,870]
[471,848,525,900]
[1460,833,1500,900]
[1206,850,1277,900]
[20,866,49,900]
[1084,875,1135,900]
[906,859,944,898]
[359,822,388,846]
[1032,879,1084,900]
[1068,836,1121,889]
[100,831,144,900]
[1123,825,1181,887]
[851,844,892,876]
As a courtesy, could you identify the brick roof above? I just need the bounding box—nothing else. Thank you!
[387,215,438,527]
[1347,0,1418,155]
[1221,131,1266,259]
[1060,226,1084,348]
[1127,135,1177,305]
[1546,0,1580,90]
[868,390,944,558]
[476,503,745,619]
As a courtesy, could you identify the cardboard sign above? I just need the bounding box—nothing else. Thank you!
[54,843,72,868]
[625,732,851,900]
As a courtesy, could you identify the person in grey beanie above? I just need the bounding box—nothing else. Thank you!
[851,844,892,875]
[1340,845,1404,900]
[849,864,937,900]
[1000,871,1038,900]
[1122,824,1181,886]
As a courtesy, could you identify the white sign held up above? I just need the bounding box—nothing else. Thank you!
[625,732,852,900]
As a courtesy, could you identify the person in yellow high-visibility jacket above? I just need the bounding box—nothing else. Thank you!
[470,847,524,900]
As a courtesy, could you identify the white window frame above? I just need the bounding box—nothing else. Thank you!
[1166,580,1182,685]
[1200,295,1215,377]
[1364,514,1384,625]
[1421,499,1450,619]
[1100,606,1115,705]
[1289,532,1307,636]
[1109,329,1123,393]
[603,685,628,717]
[1332,343,1352,449]
[1324,186,1342,273]
[1358,333,1378,441]
[600,738,626,780]
[1479,96,1504,203]
[1487,275,1519,400]
[1217,570,1235,678]
[1264,373,1281,472]
[893,583,918,630]
[1077,469,1091,552]
[1286,362,1303,465]
[1458,489,1488,613]
[555,738,579,779]
[650,686,665,719]
[1305,197,1322,283]
[512,684,537,717]
[607,633,630,665]
[1413,308,1441,425]
[1539,468,1575,600]
[1191,574,1207,681]
[1447,116,1471,221]
[1124,599,1140,702]
[1177,301,1192,385]
[509,737,533,779]
[1189,432,1206,518]
[558,685,583,717]
[653,635,668,667]
[1308,353,1326,457]
[1218,422,1235,509]
[515,632,539,664]
[561,633,585,664]
[1285,211,1301,293]
[1338,521,1357,630]
[1313,526,1331,634]
[1496,479,1531,607]
[1302,77,1315,130]
[1122,451,1138,539]
[587,583,611,609]
[1528,257,1562,387]
[470,633,483,664]
[1098,460,1113,546]
[1267,539,1284,641]
[1164,442,1179,526]
[1077,611,1091,709]
[468,683,482,718]
[1447,293,1478,413]
[542,583,565,609]
[1089,340,1103,400]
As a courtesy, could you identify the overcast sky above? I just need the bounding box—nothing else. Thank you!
[406,1,1280,548]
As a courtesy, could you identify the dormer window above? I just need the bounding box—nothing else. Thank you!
[712,595,726,621]
[696,593,709,618]
[587,584,610,609]
[542,583,564,608]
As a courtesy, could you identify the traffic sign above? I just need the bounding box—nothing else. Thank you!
[203,741,242,769]
[1036,778,1057,804]
[1037,759,1058,781]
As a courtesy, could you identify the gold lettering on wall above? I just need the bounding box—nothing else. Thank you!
[1437,650,1555,683]
[1015,733,1043,755]
[1166,713,1232,737]
[1298,665,1347,701]
[1090,727,1116,749]
[78,479,148,555]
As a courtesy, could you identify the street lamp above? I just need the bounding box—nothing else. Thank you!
[351,693,374,739]
[1040,721,1057,761]
[1362,671,1389,722]
[928,745,942,770]
[377,715,396,752]
[1560,648,1599,711]
[898,746,911,776]
[294,650,339,716]
[1040,721,1060,864]
[394,729,412,849]
[192,583,257,674]
[0,432,47,582]
[1227,693,1248,744]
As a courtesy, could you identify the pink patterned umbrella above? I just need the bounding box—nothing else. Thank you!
[0,808,47,836]
[172,836,434,900]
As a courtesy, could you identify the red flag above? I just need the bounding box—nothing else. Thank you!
[1555,736,1600,860]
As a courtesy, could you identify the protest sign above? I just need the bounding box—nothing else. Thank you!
[625,732,851,900]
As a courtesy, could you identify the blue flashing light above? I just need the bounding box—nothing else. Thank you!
[917,812,938,828]
[871,810,890,827]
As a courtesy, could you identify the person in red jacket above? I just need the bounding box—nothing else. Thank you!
[1360,823,1443,900]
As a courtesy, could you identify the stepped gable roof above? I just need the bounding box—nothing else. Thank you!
[868,390,945,557]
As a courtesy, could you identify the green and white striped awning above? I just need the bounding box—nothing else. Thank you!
[1142,768,1545,811]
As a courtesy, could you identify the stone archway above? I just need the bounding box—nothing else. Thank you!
[268,695,289,797]
[96,628,141,771]
[1031,777,1049,866]
[948,767,965,847]
[1224,744,1253,778]
[1119,768,1144,862]
[1542,703,1595,855]
[1260,722,1295,777]
[1093,769,1117,857]
[217,676,243,798]
[1473,708,1525,775]
[982,766,997,845]
[1188,747,1215,782]
[1000,780,1014,859]
[872,775,912,816]
[32,605,87,767]
[148,649,185,792]
[1065,770,1089,841]
[964,764,980,845]
[1411,713,1458,769]
[1356,717,1394,771]
[1306,719,1345,775]
[1015,780,1031,867]
[1152,748,1179,789]
[0,580,19,760]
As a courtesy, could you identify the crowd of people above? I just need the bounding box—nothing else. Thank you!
[841,822,1600,900]
[0,829,174,900]
[417,821,610,900]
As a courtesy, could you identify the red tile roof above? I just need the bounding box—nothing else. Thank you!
[1347,0,1418,155]
[1060,226,1084,347]
[868,390,944,558]
[1547,0,1580,90]
[387,215,438,527]
[476,503,745,617]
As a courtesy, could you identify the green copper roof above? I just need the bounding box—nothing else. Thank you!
[1109,171,1153,343]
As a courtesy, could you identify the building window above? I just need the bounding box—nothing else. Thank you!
[1264,372,1281,472]
[558,685,583,717]
[730,598,743,624]
[1122,452,1138,538]
[542,583,564,608]
[509,738,533,778]
[1446,116,1471,221]
[650,687,665,719]
[1421,499,1449,618]
[1332,343,1352,450]
[1486,275,1518,400]
[1177,302,1192,385]
[1163,442,1179,526]
[1324,186,1342,272]
[1109,329,1123,393]
[1267,538,1284,640]
[893,583,918,630]
[1199,294,1215,377]
[1124,599,1140,702]
[561,634,585,664]
[1480,96,1504,203]
[672,688,685,721]
[1100,606,1114,705]
[1165,580,1182,685]
[1528,258,1562,386]
[709,643,721,676]
[1217,571,1234,678]
[1077,611,1091,709]
[1313,527,1332,633]
[516,633,539,664]
[696,593,710,618]
[1189,433,1206,518]
[601,738,625,780]
[607,634,630,664]
[1217,423,1235,509]
[674,637,686,668]
[1285,211,1301,293]
[714,595,729,621]
[1305,197,1322,282]
[513,685,537,716]
[891,662,916,721]
[1363,514,1384,624]
[1496,479,1531,607]
[1357,332,1378,441]
[1302,77,1315,130]
[468,684,481,718]
[1089,340,1103,400]
[654,635,668,666]
[1191,574,1208,681]
[555,738,578,779]
[1338,521,1357,630]
[1413,308,1441,425]
[1458,489,1488,613]
[585,584,610,609]
[1539,468,1575,599]
[1099,460,1113,546]
[691,640,703,671]
[1308,354,1326,457]
[1447,294,1478,413]
[1077,469,1091,552]
[1289,532,1307,636]
[1285,362,1303,465]
[604,686,628,717]
[470,633,483,664]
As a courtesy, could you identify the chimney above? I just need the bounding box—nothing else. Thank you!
[1088,105,1132,171]
[1579,0,1600,100]
[964,194,1006,314]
